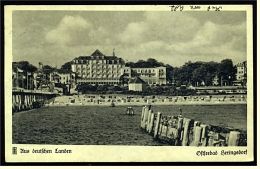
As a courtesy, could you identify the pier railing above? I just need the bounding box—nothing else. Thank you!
[12,91,57,113]
[140,106,247,146]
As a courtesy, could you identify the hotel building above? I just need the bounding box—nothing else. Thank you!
[71,49,167,86]
[234,61,247,86]
[122,66,167,85]
[71,49,125,85]
[236,61,247,81]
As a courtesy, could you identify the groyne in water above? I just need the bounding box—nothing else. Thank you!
[140,106,247,146]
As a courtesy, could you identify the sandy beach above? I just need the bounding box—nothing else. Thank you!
[47,94,247,107]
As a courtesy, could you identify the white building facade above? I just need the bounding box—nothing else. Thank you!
[71,49,125,85]
[71,49,167,86]
[122,66,167,85]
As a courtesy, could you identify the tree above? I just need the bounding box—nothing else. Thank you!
[218,59,236,86]
[125,61,135,68]
[119,73,129,86]
[165,64,174,83]
[174,61,203,86]
[146,58,162,67]
[13,61,38,72]
[43,65,54,70]
[97,85,108,92]
[135,60,147,68]
[61,61,73,70]
[192,62,219,86]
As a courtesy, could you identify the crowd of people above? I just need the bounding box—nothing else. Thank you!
[48,94,247,106]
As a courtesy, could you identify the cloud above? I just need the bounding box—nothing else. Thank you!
[45,15,93,46]
[118,12,200,45]
[118,22,148,45]
[116,12,246,66]
[13,11,247,68]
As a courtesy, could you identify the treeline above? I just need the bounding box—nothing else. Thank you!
[126,58,241,87]
[12,61,58,89]
[14,57,244,89]
[60,57,241,87]
[12,61,38,89]
[172,59,238,86]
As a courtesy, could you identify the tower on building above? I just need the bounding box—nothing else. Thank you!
[39,62,43,69]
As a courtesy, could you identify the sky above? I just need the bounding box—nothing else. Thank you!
[12,10,247,68]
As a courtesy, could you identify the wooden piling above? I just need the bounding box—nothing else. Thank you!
[200,124,209,146]
[17,95,21,110]
[207,131,215,146]
[141,106,146,129]
[143,106,149,129]
[154,112,162,139]
[162,117,168,137]
[228,131,241,146]
[174,117,183,146]
[193,126,202,146]
[193,121,201,131]
[177,118,183,129]
[146,109,152,132]
[148,111,154,134]
[182,118,191,146]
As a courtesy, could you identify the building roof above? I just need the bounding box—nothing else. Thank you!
[43,69,54,74]
[91,49,104,56]
[73,49,125,64]
[129,76,146,84]
[41,69,72,74]
[56,69,72,74]
[236,61,247,67]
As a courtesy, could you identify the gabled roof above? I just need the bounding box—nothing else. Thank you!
[129,76,146,84]
[74,49,125,64]
[91,49,104,56]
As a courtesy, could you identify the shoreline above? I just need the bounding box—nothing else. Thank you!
[46,94,247,107]
[48,101,247,107]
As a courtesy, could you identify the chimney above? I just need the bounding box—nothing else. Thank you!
[113,49,115,56]
[39,62,43,69]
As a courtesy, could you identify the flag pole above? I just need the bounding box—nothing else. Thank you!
[22,74,24,89]
[16,67,18,88]
[27,72,29,90]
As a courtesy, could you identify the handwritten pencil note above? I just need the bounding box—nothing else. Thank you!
[170,5,223,11]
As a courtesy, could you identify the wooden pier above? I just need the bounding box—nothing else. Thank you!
[12,90,57,113]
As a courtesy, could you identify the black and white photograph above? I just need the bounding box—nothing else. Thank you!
[5,5,254,162]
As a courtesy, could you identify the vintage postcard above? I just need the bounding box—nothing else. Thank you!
[5,5,254,163]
